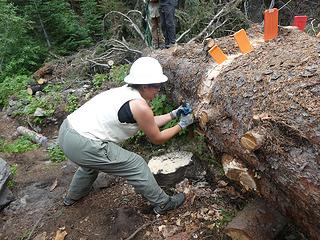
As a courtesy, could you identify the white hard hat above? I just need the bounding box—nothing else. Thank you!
[124,57,168,84]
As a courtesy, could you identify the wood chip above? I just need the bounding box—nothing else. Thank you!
[54,227,67,240]
[49,178,58,192]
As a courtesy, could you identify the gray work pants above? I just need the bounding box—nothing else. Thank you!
[159,4,176,45]
[58,119,169,205]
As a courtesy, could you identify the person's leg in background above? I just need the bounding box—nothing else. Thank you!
[164,4,176,47]
[159,6,169,47]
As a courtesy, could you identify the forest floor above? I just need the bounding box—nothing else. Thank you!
[0,110,306,240]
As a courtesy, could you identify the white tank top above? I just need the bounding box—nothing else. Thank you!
[67,85,144,142]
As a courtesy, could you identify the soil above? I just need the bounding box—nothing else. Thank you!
[0,111,306,240]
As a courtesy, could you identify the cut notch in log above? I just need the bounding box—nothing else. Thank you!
[225,198,287,240]
[222,154,257,191]
[240,128,266,151]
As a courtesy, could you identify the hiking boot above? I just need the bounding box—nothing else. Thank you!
[63,196,77,206]
[153,192,185,215]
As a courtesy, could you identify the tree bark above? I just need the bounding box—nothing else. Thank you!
[147,27,320,239]
[225,199,287,240]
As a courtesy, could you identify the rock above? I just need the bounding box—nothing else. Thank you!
[33,107,46,117]
[0,158,10,191]
[0,186,14,210]
[0,158,14,210]
[93,172,117,189]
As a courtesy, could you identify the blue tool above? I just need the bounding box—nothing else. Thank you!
[176,102,192,117]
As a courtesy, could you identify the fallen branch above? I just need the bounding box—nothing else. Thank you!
[17,126,48,147]
[124,220,156,240]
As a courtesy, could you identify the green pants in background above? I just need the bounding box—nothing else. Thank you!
[58,119,169,205]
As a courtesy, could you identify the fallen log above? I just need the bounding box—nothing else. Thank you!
[225,198,287,240]
[148,26,320,239]
[17,126,48,147]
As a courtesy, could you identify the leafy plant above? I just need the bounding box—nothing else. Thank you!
[47,146,66,163]
[108,64,130,83]
[151,95,173,116]
[0,75,30,107]
[0,136,39,153]
[0,1,45,78]
[151,94,181,130]
[92,73,108,88]
[215,209,235,228]
[66,94,79,113]
[7,164,18,189]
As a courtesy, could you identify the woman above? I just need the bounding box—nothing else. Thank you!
[58,57,193,214]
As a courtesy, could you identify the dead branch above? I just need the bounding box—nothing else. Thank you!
[104,10,147,46]
[188,8,225,43]
[177,28,191,43]
[109,39,142,55]
[207,19,228,38]
[124,220,156,240]
[187,0,242,43]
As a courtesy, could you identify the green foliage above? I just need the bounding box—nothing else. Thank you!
[80,0,103,39]
[66,94,79,113]
[151,95,174,116]
[0,75,30,107]
[21,92,59,122]
[47,145,66,163]
[0,1,45,77]
[0,136,39,153]
[92,73,108,88]
[215,209,235,228]
[108,64,130,83]
[22,0,92,54]
[100,0,128,14]
[151,94,181,130]
[7,163,18,189]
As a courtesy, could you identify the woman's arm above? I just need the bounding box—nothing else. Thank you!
[130,99,181,144]
[154,113,173,127]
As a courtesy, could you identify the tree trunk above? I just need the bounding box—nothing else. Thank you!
[147,27,320,239]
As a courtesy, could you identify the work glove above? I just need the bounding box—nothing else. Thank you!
[170,105,184,119]
[178,113,194,129]
[170,103,192,119]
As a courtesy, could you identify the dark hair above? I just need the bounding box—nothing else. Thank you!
[127,83,162,90]
[127,84,143,90]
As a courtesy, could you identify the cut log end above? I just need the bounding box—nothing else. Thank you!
[225,229,251,240]
[222,154,257,191]
[27,84,44,95]
[199,110,209,127]
[240,130,265,151]
[107,60,114,67]
[37,78,46,85]
[225,199,287,240]
[203,38,215,51]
